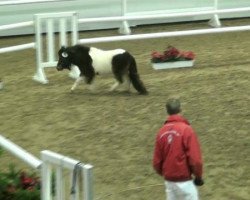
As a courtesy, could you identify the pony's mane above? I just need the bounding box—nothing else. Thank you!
[70,44,90,53]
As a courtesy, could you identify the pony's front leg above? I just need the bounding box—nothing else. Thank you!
[109,81,120,92]
[71,76,84,91]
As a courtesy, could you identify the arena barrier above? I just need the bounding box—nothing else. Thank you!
[0,135,93,200]
[1,7,250,83]
[119,0,221,34]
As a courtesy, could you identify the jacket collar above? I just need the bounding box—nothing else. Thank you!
[164,114,190,125]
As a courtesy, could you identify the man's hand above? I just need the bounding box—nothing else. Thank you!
[194,177,204,186]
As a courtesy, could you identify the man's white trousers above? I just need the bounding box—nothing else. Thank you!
[165,180,199,200]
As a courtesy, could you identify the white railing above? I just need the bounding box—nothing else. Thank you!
[0,135,94,200]
[41,150,93,200]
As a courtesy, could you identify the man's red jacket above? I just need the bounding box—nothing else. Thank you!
[153,114,203,182]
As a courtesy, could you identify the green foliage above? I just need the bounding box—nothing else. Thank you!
[0,147,3,156]
[0,151,40,200]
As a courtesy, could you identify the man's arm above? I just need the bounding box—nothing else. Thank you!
[184,127,203,181]
[152,135,163,176]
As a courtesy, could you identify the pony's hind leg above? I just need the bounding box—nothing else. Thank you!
[87,81,96,92]
[122,75,131,92]
[71,76,84,91]
[109,75,130,93]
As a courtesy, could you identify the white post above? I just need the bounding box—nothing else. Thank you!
[59,18,67,47]
[55,165,64,200]
[209,0,221,27]
[33,15,48,84]
[0,134,42,169]
[68,12,81,80]
[41,161,52,200]
[119,0,131,35]
[71,12,79,45]
[83,164,94,200]
[47,19,55,63]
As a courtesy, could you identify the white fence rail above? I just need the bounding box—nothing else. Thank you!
[0,0,68,6]
[79,25,250,44]
[0,21,35,54]
[0,43,35,54]
[0,21,33,31]
[0,135,94,200]
[0,134,42,169]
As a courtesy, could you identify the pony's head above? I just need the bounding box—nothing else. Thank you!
[56,46,72,71]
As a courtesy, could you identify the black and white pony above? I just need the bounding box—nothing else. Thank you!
[56,45,148,95]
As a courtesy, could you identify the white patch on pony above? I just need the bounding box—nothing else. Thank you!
[89,47,125,75]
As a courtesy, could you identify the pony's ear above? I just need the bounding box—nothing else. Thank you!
[61,46,66,51]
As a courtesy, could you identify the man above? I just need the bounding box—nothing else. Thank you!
[152,98,204,200]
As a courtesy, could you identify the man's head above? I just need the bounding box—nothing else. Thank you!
[166,98,181,115]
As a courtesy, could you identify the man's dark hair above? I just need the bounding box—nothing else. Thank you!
[166,98,181,115]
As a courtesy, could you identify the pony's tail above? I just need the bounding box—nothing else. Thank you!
[128,56,148,95]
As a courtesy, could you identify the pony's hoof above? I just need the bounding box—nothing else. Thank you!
[139,91,148,95]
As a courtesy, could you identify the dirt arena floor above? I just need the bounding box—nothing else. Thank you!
[0,18,250,200]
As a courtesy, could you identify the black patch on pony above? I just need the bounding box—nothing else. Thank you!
[57,45,95,84]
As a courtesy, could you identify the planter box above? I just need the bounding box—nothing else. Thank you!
[152,60,195,70]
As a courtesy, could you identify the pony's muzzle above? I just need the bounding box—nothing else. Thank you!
[56,65,63,71]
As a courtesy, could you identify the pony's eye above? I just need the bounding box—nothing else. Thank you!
[62,52,68,58]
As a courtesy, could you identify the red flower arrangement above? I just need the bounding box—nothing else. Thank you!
[19,171,40,191]
[0,166,40,200]
[151,46,195,63]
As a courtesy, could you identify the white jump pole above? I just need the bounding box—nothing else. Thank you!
[79,25,250,44]
[0,135,42,169]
